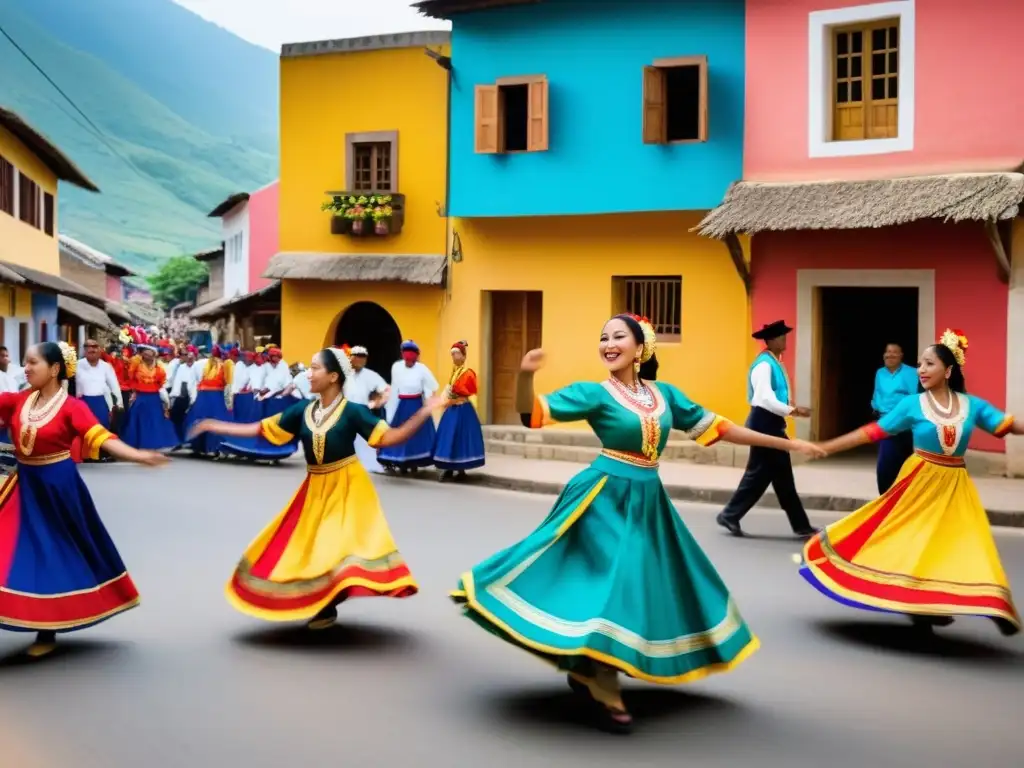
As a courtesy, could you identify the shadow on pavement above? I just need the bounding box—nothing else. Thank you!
[813,618,1022,663]
[480,685,741,732]
[231,621,418,654]
[0,638,126,670]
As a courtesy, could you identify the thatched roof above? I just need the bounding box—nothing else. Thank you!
[263,253,446,286]
[415,0,538,19]
[696,172,1024,239]
[0,107,98,192]
[191,281,281,320]
[57,295,114,328]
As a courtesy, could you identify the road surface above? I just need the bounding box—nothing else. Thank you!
[0,457,1021,767]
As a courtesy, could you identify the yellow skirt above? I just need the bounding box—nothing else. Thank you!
[799,451,1020,635]
[226,456,418,622]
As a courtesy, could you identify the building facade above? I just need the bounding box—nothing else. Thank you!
[207,180,280,298]
[267,32,451,380]
[698,0,1022,473]
[0,107,101,361]
[418,0,751,424]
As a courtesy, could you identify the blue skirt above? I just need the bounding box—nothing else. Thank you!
[379,396,435,468]
[433,402,485,471]
[233,392,259,423]
[0,459,139,632]
[220,396,299,460]
[81,395,110,429]
[184,389,231,454]
[119,392,180,451]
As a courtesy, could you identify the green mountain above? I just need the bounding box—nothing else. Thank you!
[0,0,279,275]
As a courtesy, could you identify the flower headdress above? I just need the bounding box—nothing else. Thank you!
[623,314,657,363]
[58,341,78,378]
[938,328,968,367]
[328,345,354,378]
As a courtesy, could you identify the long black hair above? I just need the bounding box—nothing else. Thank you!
[922,343,966,393]
[614,315,659,381]
[319,348,348,387]
[35,342,70,382]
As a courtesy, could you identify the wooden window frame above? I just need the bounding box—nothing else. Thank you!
[830,18,900,142]
[643,55,709,146]
[0,156,13,217]
[613,275,683,344]
[474,75,549,155]
[18,173,41,229]
[344,131,398,193]
[43,192,54,236]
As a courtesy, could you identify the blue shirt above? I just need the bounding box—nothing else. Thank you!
[871,364,918,414]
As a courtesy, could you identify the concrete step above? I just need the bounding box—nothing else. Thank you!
[483,425,757,468]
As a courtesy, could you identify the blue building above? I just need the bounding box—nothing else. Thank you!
[417,0,754,425]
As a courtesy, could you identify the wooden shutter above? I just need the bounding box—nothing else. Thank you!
[475,85,501,154]
[696,56,709,142]
[642,66,666,144]
[43,192,54,236]
[526,78,549,152]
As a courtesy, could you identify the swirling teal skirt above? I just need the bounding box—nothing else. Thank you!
[453,455,758,683]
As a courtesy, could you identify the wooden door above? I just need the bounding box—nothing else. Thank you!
[490,291,543,424]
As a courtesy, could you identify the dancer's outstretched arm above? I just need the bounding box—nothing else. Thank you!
[819,427,873,457]
[721,425,826,458]
[102,438,170,466]
[376,394,446,447]
[188,419,260,439]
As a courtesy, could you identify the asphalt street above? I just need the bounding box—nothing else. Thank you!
[0,457,1021,768]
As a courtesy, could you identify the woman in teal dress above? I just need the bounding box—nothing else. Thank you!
[452,314,825,733]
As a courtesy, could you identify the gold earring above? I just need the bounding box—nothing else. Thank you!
[633,356,641,377]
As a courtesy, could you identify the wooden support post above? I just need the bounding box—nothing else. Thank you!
[984,220,1012,284]
[723,233,751,296]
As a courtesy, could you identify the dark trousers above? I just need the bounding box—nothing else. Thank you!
[720,407,812,532]
[876,431,913,495]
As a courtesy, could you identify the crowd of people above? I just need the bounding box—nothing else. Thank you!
[0,317,1018,736]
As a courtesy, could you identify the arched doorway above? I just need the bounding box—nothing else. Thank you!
[333,302,402,382]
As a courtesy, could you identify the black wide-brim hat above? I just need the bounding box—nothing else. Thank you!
[752,320,793,341]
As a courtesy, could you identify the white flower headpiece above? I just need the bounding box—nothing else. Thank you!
[326,346,354,378]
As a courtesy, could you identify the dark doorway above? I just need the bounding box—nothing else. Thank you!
[333,301,402,383]
[814,287,918,440]
[490,291,543,424]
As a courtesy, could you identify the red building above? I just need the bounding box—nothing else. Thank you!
[699,0,1022,474]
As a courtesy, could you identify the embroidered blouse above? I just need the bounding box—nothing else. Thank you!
[0,390,115,462]
[259,398,390,468]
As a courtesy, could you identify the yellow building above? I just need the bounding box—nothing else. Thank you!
[266,32,451,374]
[437,215,754,426]
[0,107,101,360]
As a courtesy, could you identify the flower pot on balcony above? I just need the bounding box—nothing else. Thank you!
[350,218,371,236]
[330,216,349,235]
[374,219,391,236]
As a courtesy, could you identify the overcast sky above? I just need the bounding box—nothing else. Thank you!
[172,0,450,52]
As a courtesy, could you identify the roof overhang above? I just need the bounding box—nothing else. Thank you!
[193,246,225,262]
[207,192,250,218]
[57,296,114,328]
[281,31,451,58]
[0,262,107,307]
[58,234,134,276]
[262,253,446,286]
[190,281,281,320]
[0,107,99,192]
[414,0,538,19]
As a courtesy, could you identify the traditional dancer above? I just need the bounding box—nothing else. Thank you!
[119,345,180,451]
[231,350,258,423]
[0,342,166,657]
[798,330,1022,635]
[168,348,198,443]
[379,340,438,473]
[453,315,824,733]
[717,320,818,538]
[219,346,299,463]
[433,340,485,481]
[342,346,389,474]
[189,346,443,629]
[183,345,233,456]
[871,342,918,493]
[73,339,122,463]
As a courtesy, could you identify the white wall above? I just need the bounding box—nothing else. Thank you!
[222,203,250,299]
[1007,221,1024,476]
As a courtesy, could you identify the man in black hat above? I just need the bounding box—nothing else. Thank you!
[717,320,818,538]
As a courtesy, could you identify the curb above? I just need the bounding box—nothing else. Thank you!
[387,470,1024,529]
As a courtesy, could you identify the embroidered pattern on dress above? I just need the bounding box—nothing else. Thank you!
[303,397,347,465]
[600,380,666,462]
[18,389,68,457]
[919,392,970,456]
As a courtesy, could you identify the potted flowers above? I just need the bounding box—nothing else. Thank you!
[323,193,402,236]
[372,197,394,235]
[321,196,351,234]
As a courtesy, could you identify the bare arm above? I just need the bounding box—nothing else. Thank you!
[189,419,262,439]
[1011,421,1024,437]
[721,424,826,457]
[819,427,873,456]
[102,438,169,466]
[376,396,444,447]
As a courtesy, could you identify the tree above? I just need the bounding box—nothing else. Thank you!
[147,255,209,309]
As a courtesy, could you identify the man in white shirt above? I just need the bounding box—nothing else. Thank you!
[717,321,817,539]
[0,346,24,394]
[291,363,313,400]
[76,339,122,432]
[343,346,389,473]
[169,350,198,442]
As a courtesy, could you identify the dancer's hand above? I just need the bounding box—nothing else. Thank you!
[136,450,169,467]
[425,393,447,411]
[187,419,212,439]
[792,439,827,459]
[521,349,545,372]
[792,406,812,418]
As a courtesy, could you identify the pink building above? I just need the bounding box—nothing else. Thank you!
[207,179,280,297]
[699,0,1023,473]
